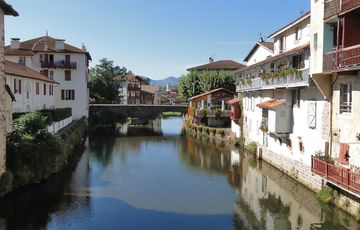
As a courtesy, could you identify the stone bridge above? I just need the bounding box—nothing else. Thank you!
[89,104,188,119]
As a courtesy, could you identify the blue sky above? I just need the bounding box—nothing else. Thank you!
[5,0,309,80]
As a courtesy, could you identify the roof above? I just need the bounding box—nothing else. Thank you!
[5,36,92,60]
[256,99,285,109]
[188,88,235,100]
[0,1,18,16]
[236,43,310,73]
[4,60,58,84]
[227,98,241,105]
[114,74,146,82]
[244,41,274,62]
[141,85,160,94]
[187,60,245,71]
[268,11,310,39]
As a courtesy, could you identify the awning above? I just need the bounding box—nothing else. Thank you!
[257,99,285,109]
[227,98,241,105]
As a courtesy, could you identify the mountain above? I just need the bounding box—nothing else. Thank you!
[150,76,179,87]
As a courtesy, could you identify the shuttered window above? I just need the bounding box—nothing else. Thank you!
[308,101,316,129]
[36,82,40,95]
[43,83,46,95]
[61,89,75,100]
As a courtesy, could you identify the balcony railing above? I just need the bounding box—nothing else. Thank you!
[236,68,310,92]
[311,156,360,195]
[323,44,360,72]
[40,60,77,69]
[324,0,341,20]
[341,0,360,13]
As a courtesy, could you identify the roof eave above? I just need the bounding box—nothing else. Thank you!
[0,1,19,16]
[267,12,310,39]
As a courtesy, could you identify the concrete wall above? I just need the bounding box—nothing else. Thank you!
[247,45,273,66]
[331,72,360,167]
[5,74,56,112]
[6,52,89,119]
[310,0,325,74]
[0,9,6,176]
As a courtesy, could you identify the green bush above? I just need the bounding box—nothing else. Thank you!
[0,171,13,197]
[200,109,207,118]
[13,108,72,124]
[246,141,257,155]
[317,185,336,203]
[215,109,221,119]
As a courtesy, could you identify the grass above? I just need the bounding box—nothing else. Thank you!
[162,112,182,117]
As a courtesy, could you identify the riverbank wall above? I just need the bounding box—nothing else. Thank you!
[0,117,87,198]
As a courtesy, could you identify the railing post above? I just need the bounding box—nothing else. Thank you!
[325,162,328,178]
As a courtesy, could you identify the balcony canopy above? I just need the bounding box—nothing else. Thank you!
[257,99,285,110]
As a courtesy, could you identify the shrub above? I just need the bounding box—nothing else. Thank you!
[246,141,257,155]
[215,109,221,119]
[200,108,207,118]
[317,185,335,203]
[0,171,13,197]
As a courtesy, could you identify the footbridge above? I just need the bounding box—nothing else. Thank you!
[89,104,188,119]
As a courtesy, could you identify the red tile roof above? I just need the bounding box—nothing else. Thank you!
[141,85,160,94]
[188,88,235,100]
[257,99,285,110]
[227,98,241,105]
[5,60,58,84]
[187,60,245,71]
[113,74,146,82]
[5,36,92,60]
[236,43,310,73]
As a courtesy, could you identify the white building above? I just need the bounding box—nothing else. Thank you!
[234,12,326,191]
[5,60,58,113]
[5,36,91,119]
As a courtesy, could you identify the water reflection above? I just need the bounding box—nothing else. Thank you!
[0,117,358,229]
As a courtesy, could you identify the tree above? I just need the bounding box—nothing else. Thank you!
[89,58,132,102]
[178,70,236,99]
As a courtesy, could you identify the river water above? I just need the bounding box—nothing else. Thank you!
[0,117,359,229]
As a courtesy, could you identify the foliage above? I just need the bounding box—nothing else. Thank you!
[215,108,221,119]
[89,58,132,102]
[178,70,236,99]
[0,171,13,197]
[13,108,72,124]
[317,185,337,203]
[200,108,207,118]
[162,112,182,118]
[246,141,257,155]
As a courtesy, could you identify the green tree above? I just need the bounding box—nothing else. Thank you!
[89,58,132,102]
[178,70,236,99]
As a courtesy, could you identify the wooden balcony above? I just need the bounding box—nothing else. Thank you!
[341,0,360,13]
[324,0,341,20]
[311,156,360,195]
[236,68,310,92]
[40,60,77,69]
[323,44,360,72]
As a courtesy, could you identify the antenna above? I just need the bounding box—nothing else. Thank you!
[46,30,48,36]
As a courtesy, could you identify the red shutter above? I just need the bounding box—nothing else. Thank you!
[61,89,64,100]
[339,143,350,165]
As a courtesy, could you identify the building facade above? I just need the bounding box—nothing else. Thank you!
[234,12,326,191]
[0,2,18,176]
[5,60,58,113]
[114,75,145,104]
[141,85,161,104]
[5,36,91,119]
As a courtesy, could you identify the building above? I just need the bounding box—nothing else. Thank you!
[187,58,245,72]
[5,60,58,113]
[0,1,18,176]
[310,0,360,196]
[114,74,145,104]
[141,85,161,104]
[5,36,91,119]
[234,12,326,191]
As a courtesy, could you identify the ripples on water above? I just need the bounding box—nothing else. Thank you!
[0,117,358,230]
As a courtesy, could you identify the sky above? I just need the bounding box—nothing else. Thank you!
[5,0,309,80]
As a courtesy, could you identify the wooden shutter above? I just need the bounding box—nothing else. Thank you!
[308,101,316,129]
[61,89,64,100]
[43,83,46,95]
[18,79,21,94]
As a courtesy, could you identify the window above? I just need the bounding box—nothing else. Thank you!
[18,79,21,94]
[43,83,46,95]
[340,83,352,113]
[308,101,316,129]
[279,36,285,52]
[295,27,302,41]
[13,79,17,93]
[292,89,301,107]
[40,70,49,78]
[65,70,71,81]
[36,82,40,95]
[61,89,75,100]
[292,54,304,69]
[18,56,26,65]
[49,85,53,95]
[49,70,54,79]
[314,33,318,51]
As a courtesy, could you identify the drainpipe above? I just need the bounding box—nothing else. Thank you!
[329,73,339,158]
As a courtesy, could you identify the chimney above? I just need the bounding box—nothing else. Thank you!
[209,57,214,63]
[55,39,65,50]
[81,43,87,51]
[11,38,20,49]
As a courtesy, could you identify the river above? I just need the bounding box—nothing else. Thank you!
[0,117,358,229]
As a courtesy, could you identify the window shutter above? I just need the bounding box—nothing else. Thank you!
[308,101,316,129]
[19,79,21,94]
[61,89,64,100]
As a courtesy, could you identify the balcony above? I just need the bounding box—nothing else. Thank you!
[40,60,77,69]
[323,44,360,72]
[311,156,360,195]
[341,0,360,13]
[194,109,231,118]
[324,0,341,20]
[128,85,141,91]
[236,68,309,92]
